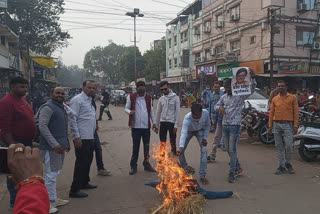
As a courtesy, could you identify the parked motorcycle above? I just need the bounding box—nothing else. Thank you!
[295,122,320,162]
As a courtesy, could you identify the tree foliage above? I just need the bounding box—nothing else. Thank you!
[83,41,126,84]
[8,0,70,55]
[56,65,85,88]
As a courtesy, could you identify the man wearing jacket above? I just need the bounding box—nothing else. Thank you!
[38,87,70,213]
[125,81,157,175]
[155,81,180,155]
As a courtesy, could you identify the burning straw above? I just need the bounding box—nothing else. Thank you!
[151,144,206,214]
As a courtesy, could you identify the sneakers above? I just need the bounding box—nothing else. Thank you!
[98,169,111,176]
[285,163,295,174]
[274,166,286,175]
[235,168,243,176]
[228,172,235,183]
[49,203,58,214]
[207,156,216,163]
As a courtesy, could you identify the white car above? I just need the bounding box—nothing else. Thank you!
[244,88,269,112]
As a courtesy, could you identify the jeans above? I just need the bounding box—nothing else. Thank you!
[0,141,32,206]
[179,130,208,178]
[159,122,177,154]
[70,140,94,192]
[223,125,241,174]
[44,151,60,202]
[130,128,151,169]
[210,123,223,158]
[98,104,112,120]
[273,122,294,168]
[94,130,104,170]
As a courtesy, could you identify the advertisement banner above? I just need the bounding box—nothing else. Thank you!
[217,62,240,80]
[278,62,308,74]
[0,0,7,8]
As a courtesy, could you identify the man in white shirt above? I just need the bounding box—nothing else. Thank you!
[69,80,98,198]
[125,81,157,175]
[155,81,180,155]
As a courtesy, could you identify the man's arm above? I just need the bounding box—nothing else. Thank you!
[268,98,275,129]
[38,106,59,149]
[174,96,180,128]
[293,96,299,128]
[124,95,131,114]
[155,97,163,128]
[69,97,81,139]
[179,116,191,149]
[0,102,15,145]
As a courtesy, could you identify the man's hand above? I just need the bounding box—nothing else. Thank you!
[173,128,178,134]
[202,139,208,147]
[129,110,135,116]
[250,69,256,78]
[7,144,43,184]
[176,147,184,156]
[152,124,158,134]
[268,127,273,134]
[293,127,298,135]
[73,138,82,149]
[219,106,226,116]
[54,145,64,154]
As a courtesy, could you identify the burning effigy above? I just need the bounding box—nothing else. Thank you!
[147,144,233,214]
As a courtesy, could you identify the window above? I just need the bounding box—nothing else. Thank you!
[216,14,224,28]
[174,36,177,46]
[169,59,172,69]
[194,26,200,36]
[195,52,201,62]
[230,40,240,51]
[168,39,171,48]
[204,20,211,33]
[1,36,5,46]
[181,33,184,43]
[298,0,316,10]
[174,58,178,67]
[205,49,211,60]
[230,5,240,21]
[296,28,315,46]
[184,31,188,42]
[250,36,256,45]
[274,26,281,34]
[216,45,224,56]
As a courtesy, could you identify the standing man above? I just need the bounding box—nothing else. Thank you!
[38,87,70,213]
[98,88,112,121]
[268,80,299,175]
[207,81,224,162]
[155,81,180,155]
[125,81,157,175]
[202,83,212,108]
[0,77,36,209]
[215,70,256,183]
[177,104,211,185]
[69,80,98,198]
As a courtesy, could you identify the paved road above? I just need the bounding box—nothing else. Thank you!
[1,102,320,214]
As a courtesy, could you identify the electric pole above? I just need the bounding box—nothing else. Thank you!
[268,8,275,90]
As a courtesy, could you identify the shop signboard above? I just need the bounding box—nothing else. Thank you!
[196,64,217,78]
[165,76,183,83]
[240,60,263,74]
[217,62,240,80]
[278,62,308,74]
[310,65,320,75]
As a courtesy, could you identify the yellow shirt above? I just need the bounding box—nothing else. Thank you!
[269,93,299,128]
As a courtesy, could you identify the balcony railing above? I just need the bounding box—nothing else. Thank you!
[0,12,18,36]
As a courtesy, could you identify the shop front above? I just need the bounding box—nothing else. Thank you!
[196,63,218,88]
[216,62,240,81]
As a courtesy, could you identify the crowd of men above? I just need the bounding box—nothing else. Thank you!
[0,72,302,213]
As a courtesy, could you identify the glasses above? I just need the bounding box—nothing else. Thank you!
[160,88,168,91]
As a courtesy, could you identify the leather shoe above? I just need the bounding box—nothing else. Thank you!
[69,191,88,198]
[81,183,97,189]
[129,168,137,175]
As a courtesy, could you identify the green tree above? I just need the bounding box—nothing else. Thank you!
[83,41,126,84]
[119,46,145,83]
[143,39,166,82]
[8,0,70,55]
[56,65,85,88]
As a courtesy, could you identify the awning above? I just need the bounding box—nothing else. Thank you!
[256,73,320,77]
[32,56,55,68]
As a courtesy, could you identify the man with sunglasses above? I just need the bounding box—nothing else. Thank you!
[155,81,180,155]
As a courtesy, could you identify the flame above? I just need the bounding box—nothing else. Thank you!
[153,142,198,208]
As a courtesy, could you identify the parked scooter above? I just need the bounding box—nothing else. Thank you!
[295,122,320,162]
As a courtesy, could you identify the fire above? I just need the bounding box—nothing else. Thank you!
[153,143,198,209]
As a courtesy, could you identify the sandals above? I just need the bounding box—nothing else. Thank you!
[200,177,209,185]
[185,166,195,175]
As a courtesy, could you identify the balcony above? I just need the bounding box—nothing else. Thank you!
[0,12,18,42]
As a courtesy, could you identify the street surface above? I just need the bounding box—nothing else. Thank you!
[1,102,320,214]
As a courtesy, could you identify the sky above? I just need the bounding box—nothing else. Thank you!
[54,0,195,67]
